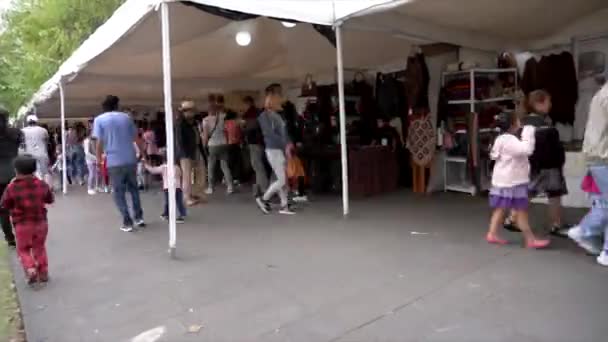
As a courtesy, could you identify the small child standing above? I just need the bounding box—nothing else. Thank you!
[144,157,186,223]
[486,113,550,249]
[1,155,54,285]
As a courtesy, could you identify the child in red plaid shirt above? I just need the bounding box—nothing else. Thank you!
[1,154,54,285]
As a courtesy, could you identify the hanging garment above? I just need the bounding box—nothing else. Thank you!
[545,52,578,125]
[407,114,436,167]
[521,57,540,95]
[404,53,430,112]
[352,78,375,117]
[376,73,400,117]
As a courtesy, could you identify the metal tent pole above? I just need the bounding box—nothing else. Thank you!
[160,2,177,258]
[335,23,350,216]
[58,81,68,195]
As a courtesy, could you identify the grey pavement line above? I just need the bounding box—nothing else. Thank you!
[327,250,513,342]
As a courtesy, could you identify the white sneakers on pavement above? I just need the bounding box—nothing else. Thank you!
[567,226,601,256]
[597,251,608,267]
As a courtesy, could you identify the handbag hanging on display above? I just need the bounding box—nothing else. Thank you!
[300,74,318,97]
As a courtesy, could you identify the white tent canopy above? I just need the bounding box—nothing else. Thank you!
[30,1,417,118]
[20,0,608,118]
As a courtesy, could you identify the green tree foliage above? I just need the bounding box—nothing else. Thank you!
[0,0,124,114]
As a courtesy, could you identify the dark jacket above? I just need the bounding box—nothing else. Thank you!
[0,127,22,184]
[521,52,578,125]
[519,115,565,171]
[176,117,201,160]
[376,73,400,117]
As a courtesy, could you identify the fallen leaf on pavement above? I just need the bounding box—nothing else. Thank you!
[188,324,203,334]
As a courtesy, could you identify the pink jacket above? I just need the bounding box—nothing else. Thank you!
[144,164,182,190]
[490,126,535,188]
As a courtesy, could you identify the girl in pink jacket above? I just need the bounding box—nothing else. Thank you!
[486,113,550,249]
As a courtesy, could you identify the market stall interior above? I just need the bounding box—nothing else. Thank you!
[17,0,608,256]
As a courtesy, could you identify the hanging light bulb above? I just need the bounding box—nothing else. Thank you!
[235,31,251,46]
[281,21,296,28]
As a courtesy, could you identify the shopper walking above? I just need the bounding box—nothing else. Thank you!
[243,96,268,197]
[93,95,145,232]
[0,108,21,247]
[568,81,608,266]
[66,123,87,185]
[1,155,54,285]
[203,94,233,195]
[255,84,295,215]
[485,112,549,248]
[225,110,243,186]
[504,90,569,236]
[177,100,206,206]
[21,115,52,187]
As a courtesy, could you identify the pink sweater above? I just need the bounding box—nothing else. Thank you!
[490,126,535,188]
[144,164,182,190]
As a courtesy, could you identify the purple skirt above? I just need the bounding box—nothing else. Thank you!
[489,184,529,210]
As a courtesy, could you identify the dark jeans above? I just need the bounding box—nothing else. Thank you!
[0,183,14,244]
[108,164,143,226]
[162,189,187,218]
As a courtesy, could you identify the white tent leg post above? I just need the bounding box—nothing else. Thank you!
[161,2,177,259]
[59,82,68,195]
[335,23,350,216]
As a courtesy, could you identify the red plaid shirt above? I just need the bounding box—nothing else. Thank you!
[1,176,54,224]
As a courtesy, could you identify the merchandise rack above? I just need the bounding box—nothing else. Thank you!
[441,68,518,195]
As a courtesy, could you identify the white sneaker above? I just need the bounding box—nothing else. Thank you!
[255,197,270,214]
[87,189,97,195]
[120,225,134,233]
[279,206,296,215]
[205,188,213,195]
[135,219,146,228]
[227,186,234,195]
[292,195,308,203]
[597,251,608,267]
[567,226,601,256]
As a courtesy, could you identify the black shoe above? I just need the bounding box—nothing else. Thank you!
[7,240,16,248]
[255,197,270,214]
[503,218,521,232]
[176,217,185,224]
[550,224,570,238]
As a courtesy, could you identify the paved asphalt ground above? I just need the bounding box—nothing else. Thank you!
[9,188,608,342]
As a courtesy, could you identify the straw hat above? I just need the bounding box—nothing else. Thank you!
[179,100,196,111]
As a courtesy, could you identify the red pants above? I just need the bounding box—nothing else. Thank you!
[15,221,49,275]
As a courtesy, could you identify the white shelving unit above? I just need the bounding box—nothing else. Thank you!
[442,68,518,195]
